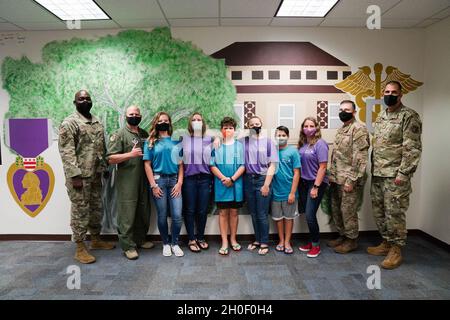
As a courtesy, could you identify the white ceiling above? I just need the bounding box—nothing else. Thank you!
[0,0,448,31]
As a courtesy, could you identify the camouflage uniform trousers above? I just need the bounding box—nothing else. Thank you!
[330,182,360,240]
[371,176,412,247]
[65,174,103,242]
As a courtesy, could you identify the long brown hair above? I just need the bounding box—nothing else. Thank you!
[148,111,173,147]
[187,112,206,136]
[298,116,322,148]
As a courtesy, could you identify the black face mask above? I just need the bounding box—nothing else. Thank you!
[251,126,261,135]
[126,116,141,126]
[384,95,399,107]
[155,122,170,132]
[339,111,354,122]
[76,100,92,118]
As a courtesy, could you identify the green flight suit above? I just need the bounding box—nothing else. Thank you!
[107,126,150,251]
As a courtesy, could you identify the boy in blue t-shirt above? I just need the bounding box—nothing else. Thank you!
[210,117,245,255]
[271,126,301,254]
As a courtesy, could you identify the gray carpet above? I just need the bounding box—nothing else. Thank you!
[0,235,448,300]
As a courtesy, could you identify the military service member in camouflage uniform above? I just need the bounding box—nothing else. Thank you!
[107,106,153,260]
[328,100,370,254]
[368,81,422,269]
[59,90,115,264]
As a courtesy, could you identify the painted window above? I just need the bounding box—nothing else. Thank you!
[327,71,338,80]
[306,70,317,80]
[252,71,264,80]
[328,102,341,129]
[231,71,242,80]
[278,104,295,129]
[290,70,301,79]
[268,70,280,80]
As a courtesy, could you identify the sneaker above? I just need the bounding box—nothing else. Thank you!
[163,244,172,257]
[124,249,139,260]
[299,243,312,252]
[171,245,184,257]
[307,245,321,258]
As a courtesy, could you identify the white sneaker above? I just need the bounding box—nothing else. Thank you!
[171,245,184,257]
[163,244,172,257]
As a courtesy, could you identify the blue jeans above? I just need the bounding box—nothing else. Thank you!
[182,173,212,241]
[298,179,327,244]
[152,174,183,245]
[244,174,271,245]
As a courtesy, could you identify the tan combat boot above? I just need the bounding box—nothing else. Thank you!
[90,235,116,250]
[381,245,403,269]
[367,240,391,256]
[327,236,345,248]
[334,238,358,254]
[75,241,96,264]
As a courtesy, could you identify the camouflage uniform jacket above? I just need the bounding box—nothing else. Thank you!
[372,104,422,180]
[330,119,370,186]
[58,111,107,179]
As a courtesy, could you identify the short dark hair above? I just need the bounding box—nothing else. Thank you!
[220,117,237,129]
[385,80,402,92]
[276,126,289,137]
[340,100,356,110]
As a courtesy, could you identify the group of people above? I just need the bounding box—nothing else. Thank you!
[58,80,422,270]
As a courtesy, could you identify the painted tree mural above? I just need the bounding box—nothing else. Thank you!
[1,27,237,136]
[1,27,237,230]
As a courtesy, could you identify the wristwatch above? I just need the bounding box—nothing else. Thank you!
[151,183,159,189]
[230,177,235,183]
[313,184,320,189]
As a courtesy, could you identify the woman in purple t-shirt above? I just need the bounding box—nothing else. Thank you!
[181,112,214,252]
[297,117,329,258]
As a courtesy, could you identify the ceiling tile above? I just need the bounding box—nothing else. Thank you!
[74,20,121,30]
[380,18,424,28]
[271,17,324,26]
[95,0,165,20]
[430,6,450,19]
[0,22,23,31]
[415,18,441,28]
[221,0,281,18]
[114,19,168,28]
[383,0,450,20]
[320,17,367,27]
[0,0,61,23]
[169,18,219,27]
[160,0,218,18]
[14,21,66,30]
[220,18,272,26]
[327,0,400,18]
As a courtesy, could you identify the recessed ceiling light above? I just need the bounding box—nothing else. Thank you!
[276,0,339,18]
[34,0,110,21]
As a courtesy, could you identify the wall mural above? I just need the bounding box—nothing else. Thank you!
[335,63,423,130]
[1,27,236,224]
[5,119,55,218]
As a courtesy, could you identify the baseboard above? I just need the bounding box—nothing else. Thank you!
[0,229,448,251]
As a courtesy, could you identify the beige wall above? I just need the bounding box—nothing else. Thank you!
[420,17,450,244]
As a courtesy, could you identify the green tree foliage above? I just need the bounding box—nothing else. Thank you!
[2,28,236,136]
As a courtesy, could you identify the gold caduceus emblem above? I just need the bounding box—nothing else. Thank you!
[335,63,423,125]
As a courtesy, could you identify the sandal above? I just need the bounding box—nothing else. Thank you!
[231,243,241,251]
[247,242,260,251]
[275,244,285,252]
[284,247,294,254]
[197,240,209,250]
[188,241,201,253]
[218,247,229,256]
[258,245,269,256]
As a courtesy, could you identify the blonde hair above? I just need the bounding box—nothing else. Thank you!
[298,116,322,148]
[148,111,173,147]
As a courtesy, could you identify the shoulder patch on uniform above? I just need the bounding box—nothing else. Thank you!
[110,134,117,142]
[411,125,420,134]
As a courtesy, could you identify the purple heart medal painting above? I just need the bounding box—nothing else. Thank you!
[5,119,55,218]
